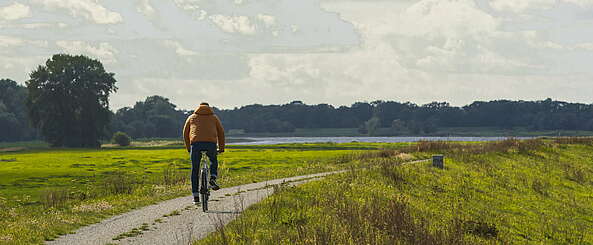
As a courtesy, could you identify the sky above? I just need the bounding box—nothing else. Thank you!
[1,0,593,110]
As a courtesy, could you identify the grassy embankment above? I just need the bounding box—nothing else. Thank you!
[0,142,402,244]
[198,138,593,244]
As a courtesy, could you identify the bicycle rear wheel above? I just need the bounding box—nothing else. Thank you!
[201,169,209,212]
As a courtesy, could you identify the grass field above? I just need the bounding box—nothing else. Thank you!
[0,142,384,244]
[197,139,593,244]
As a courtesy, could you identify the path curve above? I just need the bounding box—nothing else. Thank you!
[47,171,344,245]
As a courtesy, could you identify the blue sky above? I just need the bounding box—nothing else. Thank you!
[1,0,593,110]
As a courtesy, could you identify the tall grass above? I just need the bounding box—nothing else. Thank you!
[333,137,547,167]
[200,168,469,245]
[333,149,400,164]
[554,136,593,145]
[162,164,187,186]
[101,171,136,195]
[406,137,545,154]
[198,137,593,244]
[40,188,69,208]
[37,165,186,209]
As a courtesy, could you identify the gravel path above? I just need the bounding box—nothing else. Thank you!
[47,171,344,245]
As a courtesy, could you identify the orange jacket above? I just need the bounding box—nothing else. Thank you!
[183,105,225,151]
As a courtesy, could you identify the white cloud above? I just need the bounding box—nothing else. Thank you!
[0,55,48,80]
[383,0,551,74]
[136,0,155,17]
[0,22,68,29]
[489,0,593,13]
[0,3,31,21]
[0,35,47,48]
[22,23,59,29]
[0,36,25,47]
[575,42,593,50]
[400,0,498,38]
[56,41,118,63]
[209,15,256,35]
[490,0,556,13]
[162,40,198,56]
[198,10,207,20]
[34,0,122,24]
[173,0,200,11]
[563,0,593,7]
[256,14,276,28]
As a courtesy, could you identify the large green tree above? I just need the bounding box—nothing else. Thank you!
[26,54,117,147]
[0,79,34,141]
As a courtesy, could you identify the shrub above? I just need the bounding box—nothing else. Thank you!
[112,131,131,146]
[463,220,498,239]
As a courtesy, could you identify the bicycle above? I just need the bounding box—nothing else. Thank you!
[198,151,212,212]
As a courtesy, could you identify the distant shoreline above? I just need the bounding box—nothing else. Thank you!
[229,127,593,138]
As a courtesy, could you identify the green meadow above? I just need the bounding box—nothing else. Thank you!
[0,143,377,244]
[198,139,593,244]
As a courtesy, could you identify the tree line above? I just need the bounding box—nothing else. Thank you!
[2,54,593,146]
[215,99,593,135]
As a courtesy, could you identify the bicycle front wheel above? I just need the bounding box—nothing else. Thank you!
[201,170,209,212]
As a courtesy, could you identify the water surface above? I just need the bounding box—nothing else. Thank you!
[231,136,529,145]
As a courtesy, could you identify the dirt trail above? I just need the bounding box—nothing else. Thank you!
[47,171,343,245]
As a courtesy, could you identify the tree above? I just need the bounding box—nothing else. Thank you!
[0,79,35,141]
[112,132,131,146]
[391,119,407,134]
[111,95,188,138]
[26,54,117,147]
[0,105,21,141]
[422,117,439,134]
[364,117,381,136]
[407,120,422,135]
[357,123,368,134]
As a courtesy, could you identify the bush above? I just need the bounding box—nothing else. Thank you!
[112,131,131,146]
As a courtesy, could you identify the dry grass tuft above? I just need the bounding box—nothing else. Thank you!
[72,201,113,213]
[0,235,13,242]
[162,164,187,186]
[40,188,69,208]
[554,137,593,145]
[102,171,135,195]
[401,138,546,155]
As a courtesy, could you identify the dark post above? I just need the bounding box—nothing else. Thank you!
[432,155,444,169]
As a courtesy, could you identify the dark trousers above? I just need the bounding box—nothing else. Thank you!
[190,142,218,197]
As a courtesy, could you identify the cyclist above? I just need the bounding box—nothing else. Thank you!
[183,102,225,204]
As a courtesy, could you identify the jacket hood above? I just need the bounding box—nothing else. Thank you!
[194,105,214,115]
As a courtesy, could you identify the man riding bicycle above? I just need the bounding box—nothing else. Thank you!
[183,102,225,204]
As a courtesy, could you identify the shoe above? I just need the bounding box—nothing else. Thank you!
[209,178,220,190]
[193,196,200,204]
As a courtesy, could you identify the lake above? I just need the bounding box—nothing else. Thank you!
[230,136,530,145]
